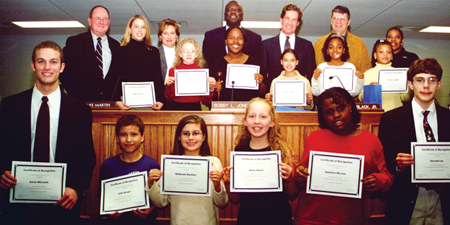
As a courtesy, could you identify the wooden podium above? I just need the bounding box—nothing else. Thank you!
[78,110,385,223]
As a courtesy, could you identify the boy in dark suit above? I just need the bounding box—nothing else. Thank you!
[0,40,96,225]
[379,58,450,224]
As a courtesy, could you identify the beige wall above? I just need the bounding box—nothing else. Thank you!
[1,34,449,106]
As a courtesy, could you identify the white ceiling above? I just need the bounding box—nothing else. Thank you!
[1,0,450,40]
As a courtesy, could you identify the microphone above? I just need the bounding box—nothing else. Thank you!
[111,75,128,102]
[231,81,235,102]
[329,76,345,89]
[217,72,222,101]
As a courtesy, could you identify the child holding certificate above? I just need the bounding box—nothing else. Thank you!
[222,97,296,225]
[265,49,313,110]
[164,38,216,110]
[358,39,411,111]
[311,34,364,97]
[99,115,160,224]
[379,58,450,224]
[146,115,228,225]
[293,87,393,224]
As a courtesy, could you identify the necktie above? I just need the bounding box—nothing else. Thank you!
[284,36,290,50]
[34,96,50,162]
[423,111,436,142]
[96,37,103,77]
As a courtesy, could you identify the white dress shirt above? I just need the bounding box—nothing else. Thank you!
[91,32,112,78]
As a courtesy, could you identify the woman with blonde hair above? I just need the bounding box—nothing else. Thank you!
[115,15,165,110]
[158,18,180,82]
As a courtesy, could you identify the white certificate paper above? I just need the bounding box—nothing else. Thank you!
[411,142,450,183]
[175,69,210,96]
[377,68,408,93]
[322,67,355,93]
[122,82,156,107]
[100,172,150,215]
[273,80,306,106]
[230,151,282,193]
[306,151,364,199]
[160,155,211,197]
[10,161,67,203]
[225,64,259,90]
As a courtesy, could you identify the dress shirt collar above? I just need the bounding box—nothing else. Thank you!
[32,85,61,108]
[279,32,295,53]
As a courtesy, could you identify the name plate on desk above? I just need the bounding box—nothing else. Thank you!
[85,101,117,110]
[210,101,248,112]
[356,103,383,112]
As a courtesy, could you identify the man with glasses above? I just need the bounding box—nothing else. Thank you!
[313,5,371,74]
[60,5,120,101]
[378,58,450,224]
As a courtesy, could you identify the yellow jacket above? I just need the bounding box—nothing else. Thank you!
[314,31,371,73]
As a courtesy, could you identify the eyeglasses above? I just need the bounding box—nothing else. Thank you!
[332,17,348,21]
[181,131,203,137]
[93,17,109,23]
[413,77,438,85]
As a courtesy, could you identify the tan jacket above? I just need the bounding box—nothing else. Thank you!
[314,31,371,73]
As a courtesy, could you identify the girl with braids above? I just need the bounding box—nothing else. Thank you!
[222,97,296,225]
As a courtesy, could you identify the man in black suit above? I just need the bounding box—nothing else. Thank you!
[379,58,450,224]
[60,5,120,101]
[0,41,96,225]
[260,4,315,90]
[202,1,262,67]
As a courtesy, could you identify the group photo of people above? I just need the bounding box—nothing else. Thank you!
[1,1,449,225]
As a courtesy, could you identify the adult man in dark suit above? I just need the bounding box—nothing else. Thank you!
[60,5,120,101]
[202,1,262,67]
[0,41,96,225]
[378,58,450,224]
[260,3,315,89]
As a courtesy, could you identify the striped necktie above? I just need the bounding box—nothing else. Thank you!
[96,37,103,77]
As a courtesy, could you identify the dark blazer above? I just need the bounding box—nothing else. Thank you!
[259,34,316,90]
[158,45,168,82]
[0,87,96,224]
[202,26,262,68]
[379,102,450,225]
[60,31,120,101]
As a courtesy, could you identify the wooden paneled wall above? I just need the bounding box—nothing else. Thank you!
[82,110,384,222]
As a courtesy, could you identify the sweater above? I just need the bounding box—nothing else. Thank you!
[294,129,393,225]
[392,47,419,68]
[115,38,165,103]
[358,62,410,111]
[269,70,314,110]
[311,62,363,97]
[146,156,228,225]
[165,62,214,106]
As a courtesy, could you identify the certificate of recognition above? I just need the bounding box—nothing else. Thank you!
[322,67,355,93]
[306,151,364,199]
[411,142,450,183]
[225,64,259,90]
[377,68,408,93]
[230,151,282,193]
[160,155,211,197]
[175,69,210,96]
[273,80,306,106]
[122,82,156,107]
[10,161,67,204]
[100,172,150,215]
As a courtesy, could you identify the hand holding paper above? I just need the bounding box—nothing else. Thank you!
[148,169,162,188]
[396,153,414,169]
[361,175,377,191]
[0,171,17,189]
[295,166,309,184]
